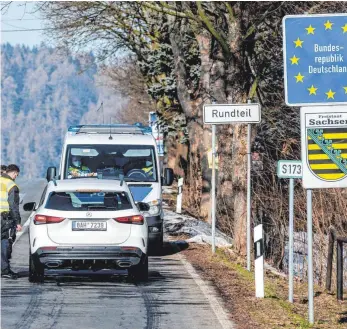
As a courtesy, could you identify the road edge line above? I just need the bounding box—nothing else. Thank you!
[178,253,236,329]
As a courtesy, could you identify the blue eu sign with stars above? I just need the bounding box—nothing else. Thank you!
[283,14,347,106]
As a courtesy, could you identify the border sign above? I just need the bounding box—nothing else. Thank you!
[300,106,347,188]
[203,104,261,124]
[277,160,303,179]
[283,14,347,106]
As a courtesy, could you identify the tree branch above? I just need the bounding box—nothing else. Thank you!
[196,2,231,56]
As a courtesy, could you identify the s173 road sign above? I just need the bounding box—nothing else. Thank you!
[277,160,303,178]
[300,106,347,188]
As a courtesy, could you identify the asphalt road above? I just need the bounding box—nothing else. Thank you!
[1,179,234,329]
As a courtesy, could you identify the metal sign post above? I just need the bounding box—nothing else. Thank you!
[277,160,303,303]
[204,103,261,256]
[288,178,295,303]
[211,124,216,253]
[306,189,314,324]
[246,122,252,271]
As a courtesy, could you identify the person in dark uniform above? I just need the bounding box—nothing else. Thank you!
[1,164,22,279]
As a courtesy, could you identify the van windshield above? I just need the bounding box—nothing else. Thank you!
[64,144,157,182]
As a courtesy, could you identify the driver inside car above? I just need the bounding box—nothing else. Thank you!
[141,160,154,177]
[68,155,93,178]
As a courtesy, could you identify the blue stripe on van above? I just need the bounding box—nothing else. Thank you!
[128,186,152,202]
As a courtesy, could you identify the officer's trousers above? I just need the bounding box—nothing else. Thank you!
[1,239,10,272]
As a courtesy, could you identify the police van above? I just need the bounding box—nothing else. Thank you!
[46,124,174,251]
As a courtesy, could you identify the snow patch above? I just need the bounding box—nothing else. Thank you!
[163,209,233,248]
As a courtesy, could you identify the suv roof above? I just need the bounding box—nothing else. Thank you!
[47,178,130,193]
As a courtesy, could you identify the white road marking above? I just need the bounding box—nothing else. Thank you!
[178,254,236,329]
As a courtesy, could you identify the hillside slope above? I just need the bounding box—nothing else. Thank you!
[1,43,125,178]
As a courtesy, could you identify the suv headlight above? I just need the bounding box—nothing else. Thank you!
[147,199,161,216]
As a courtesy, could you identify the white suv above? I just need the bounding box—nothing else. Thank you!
[23,179,149,282]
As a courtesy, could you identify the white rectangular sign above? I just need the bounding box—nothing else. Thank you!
[149,111,164,156]
[300,106,347,189]
[277,160,303,179]
[203,104,261,124]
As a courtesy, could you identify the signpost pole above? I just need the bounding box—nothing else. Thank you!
[307,189,314,324]
[277,160,302,303]
[247,122,252,271]
[211,124,216,254]
[288,178,294,303]
[203,103,261,256]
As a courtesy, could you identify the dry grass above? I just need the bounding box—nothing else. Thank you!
[182,244,347,329]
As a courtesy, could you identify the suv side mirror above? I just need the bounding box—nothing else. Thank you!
[46,167,56,182]
[23,202,36,212]
[137,202,150,212]
[163,168,174,186]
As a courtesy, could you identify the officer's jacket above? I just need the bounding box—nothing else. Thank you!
[68,165,91,177]
[0,174,21,226]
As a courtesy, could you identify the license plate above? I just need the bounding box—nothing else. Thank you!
[72,221,107,231]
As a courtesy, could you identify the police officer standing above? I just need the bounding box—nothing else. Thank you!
[1,164,22,279]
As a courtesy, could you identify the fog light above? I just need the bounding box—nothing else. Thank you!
[149,226,160,233]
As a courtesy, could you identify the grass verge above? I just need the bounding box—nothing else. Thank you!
[182,244,347,329]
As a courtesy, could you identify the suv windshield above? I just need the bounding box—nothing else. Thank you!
[45,191,132,211]
[64,144,157,182]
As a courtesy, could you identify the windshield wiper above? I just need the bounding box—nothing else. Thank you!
[125,178,155,182]
[124,178,144,182]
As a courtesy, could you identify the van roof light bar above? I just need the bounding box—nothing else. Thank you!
[68,124,152,135]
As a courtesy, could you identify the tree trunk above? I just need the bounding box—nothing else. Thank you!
[217,9,249,254]
[169,21,212,219]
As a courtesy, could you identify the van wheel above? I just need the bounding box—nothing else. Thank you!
[29,253,44,283]
[148,233,163,256]
[129,256,148,282]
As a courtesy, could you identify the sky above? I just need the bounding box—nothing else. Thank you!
[1,2,45,47]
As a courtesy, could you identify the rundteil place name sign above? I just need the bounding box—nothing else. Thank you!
[203,104,261,124]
